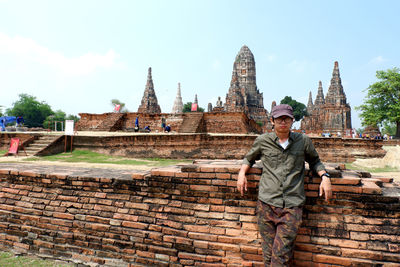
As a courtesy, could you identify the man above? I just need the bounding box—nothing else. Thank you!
[237,104,332,266]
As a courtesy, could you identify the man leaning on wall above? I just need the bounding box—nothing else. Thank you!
[237,104,332,267]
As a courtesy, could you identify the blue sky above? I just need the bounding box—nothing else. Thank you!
[0,0,399,129]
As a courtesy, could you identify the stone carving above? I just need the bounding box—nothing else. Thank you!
[301,62,352,135]
[137,67,161,114]
[224,45,268,124]
[171,83,183,114]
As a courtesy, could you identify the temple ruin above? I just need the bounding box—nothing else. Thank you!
[224,45,269,126]
[301,62,352,135]
[137,67,161,114]
[171,83,183,114]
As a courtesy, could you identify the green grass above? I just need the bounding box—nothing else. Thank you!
[0,252,73,267]
[0,149,7,155]
[24,150,191,167]
[346,163,399,173]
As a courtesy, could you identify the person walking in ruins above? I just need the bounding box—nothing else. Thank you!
[237,104,332,266]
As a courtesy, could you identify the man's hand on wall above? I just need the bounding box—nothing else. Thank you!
[319,177,332,201]
[237,173,247,196]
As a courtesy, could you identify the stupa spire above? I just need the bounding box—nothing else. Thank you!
[314,81,325,106]
[171,82,183,114]
[137,67,161,113]
[325,61,347,106]
[307,91,313,112]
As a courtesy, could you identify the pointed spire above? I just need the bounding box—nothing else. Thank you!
[271,101,276,111]
[137,67,161,113]
[314,81,325,106]
[307,91,313,111]
[325,61,347,105]
[171,82,183,114]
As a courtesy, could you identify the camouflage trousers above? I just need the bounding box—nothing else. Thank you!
[257,200,303,267]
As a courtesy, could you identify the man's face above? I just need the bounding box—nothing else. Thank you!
[271,116,293,134]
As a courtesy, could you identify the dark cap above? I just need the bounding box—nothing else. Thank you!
[271,104,294,119]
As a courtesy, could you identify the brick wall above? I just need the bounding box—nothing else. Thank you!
[69,135,385,163]
[0,161,399,266]
[76,112,262,134]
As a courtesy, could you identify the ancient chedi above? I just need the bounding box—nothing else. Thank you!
[224,45,268,124]
[137,67,161,113]
[301,61,352,134]
[171,83,183,114]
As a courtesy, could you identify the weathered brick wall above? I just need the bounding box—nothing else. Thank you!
[202,113,261,134]
[69,134,385,163]
[76,112,262,134]
[0,162,399,266]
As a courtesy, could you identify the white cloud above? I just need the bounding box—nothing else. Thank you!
[369,56,387,65]
[0,32,119,76]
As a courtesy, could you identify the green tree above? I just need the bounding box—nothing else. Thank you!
[43,111,80,131]
[111,99,129,112]
[381,121,396,137]
[0,106,3,117]
[280,96,307,121]
[182,102,205,113]
[43,110,66,130]
[6,94,54,127]
[356,68,400,138]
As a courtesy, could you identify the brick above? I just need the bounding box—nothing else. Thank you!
[341,248,381,260]
[189,184,217,192]
[178,252,206,261]
[125,202,149,210]
[53,212,74,220]
[215,173,231,179]
[188,232,217,242]
[122,221,148,229]
[313,254,353,266]
[225,206,255,215]
[184,225,210,233]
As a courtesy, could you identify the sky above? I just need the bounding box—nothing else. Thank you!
[0,0,399,129]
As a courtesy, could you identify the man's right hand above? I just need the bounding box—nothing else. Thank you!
[237,172,248,196]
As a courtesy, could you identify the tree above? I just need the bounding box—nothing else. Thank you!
[0,106,3,117]
[381,121,396,137]
[182,102,205,113]
[356,68,400,138]
[280,96,307,121]
[6,94,54,127]
[43,111,80,131]
[111,99,129,112]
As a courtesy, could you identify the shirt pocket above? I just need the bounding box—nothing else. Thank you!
[288,150,305,170]
[262,151,280,169]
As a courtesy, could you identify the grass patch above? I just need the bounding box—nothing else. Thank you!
[24,150,191,167]
[0,251,73,267]
[346,163,399,173]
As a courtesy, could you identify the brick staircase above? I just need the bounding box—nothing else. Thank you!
[179,113,204,133]
[21,135,60,156]
[95,113,126,131]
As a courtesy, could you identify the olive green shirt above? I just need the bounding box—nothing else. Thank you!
[243,131,325,208]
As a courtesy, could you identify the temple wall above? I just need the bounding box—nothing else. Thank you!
[76,112,262,134]
[70,135,385,163]
[0,162,399,266]
[0,133,388,163]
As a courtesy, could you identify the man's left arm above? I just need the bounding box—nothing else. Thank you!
[304,136,332,201]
